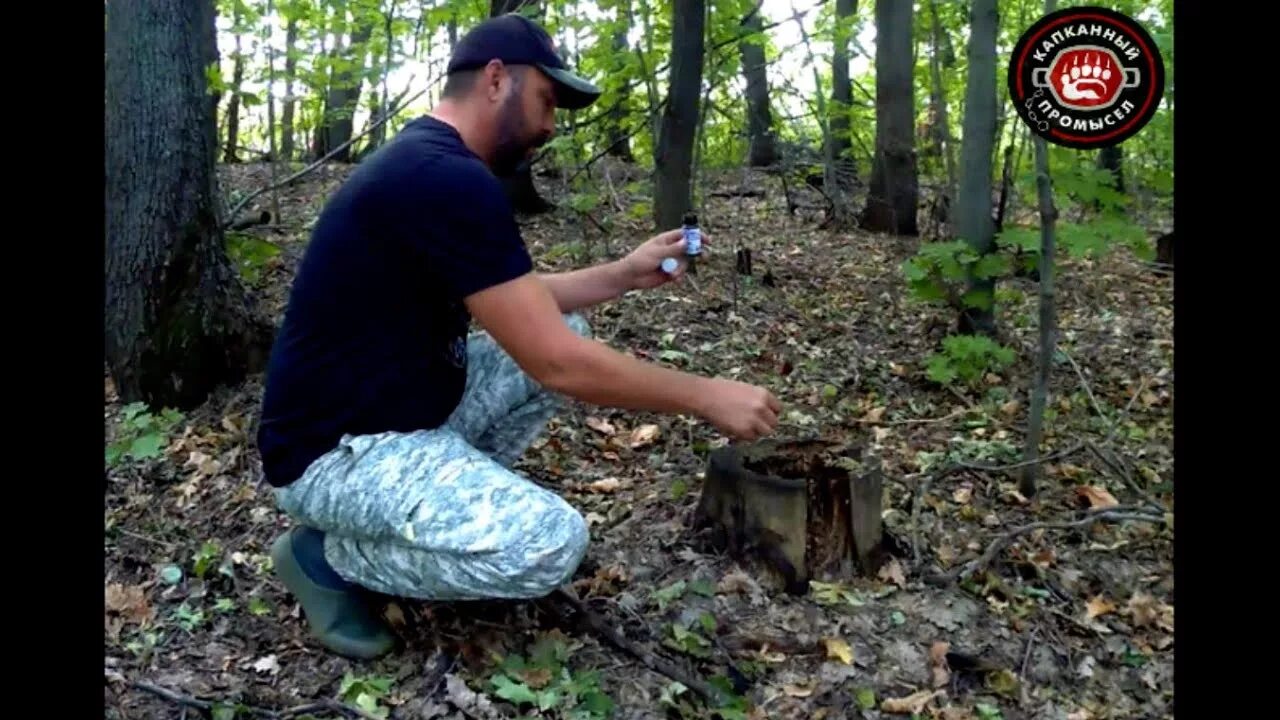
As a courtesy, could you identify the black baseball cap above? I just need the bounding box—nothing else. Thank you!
[447,13,602,111]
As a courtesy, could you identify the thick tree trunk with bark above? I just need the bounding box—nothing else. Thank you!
[829,0,856,183]
[860,0,917,235]
[654,0,705,230]
[738,5,777,167]
[105,0,273,410]
[954,0,998,336]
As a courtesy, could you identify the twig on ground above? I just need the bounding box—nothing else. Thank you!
[1085,442,1162,512]
[549,588,728,706]
[856,407,966,426]
[108,668,385,720]
[1062,349,1108,427]
[924,507,1165,587]
[116,528,177,549]
[910,444,1086,571]
[1020,626,1039,680]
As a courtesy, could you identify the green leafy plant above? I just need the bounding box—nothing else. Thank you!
[338,673,395,719]
[106,402,183,466]
[925,334,1016,389]
[903,240,1010,311]
[225,231,281,284]
[487,634,615,720]
[663,615,715,659]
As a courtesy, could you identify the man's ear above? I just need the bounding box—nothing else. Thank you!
[482,59,506,101]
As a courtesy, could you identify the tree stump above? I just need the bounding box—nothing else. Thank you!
[693,439,887,595]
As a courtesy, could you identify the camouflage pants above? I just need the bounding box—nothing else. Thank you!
[273,313,591,601]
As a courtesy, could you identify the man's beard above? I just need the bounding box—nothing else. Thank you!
[491,95,549,177]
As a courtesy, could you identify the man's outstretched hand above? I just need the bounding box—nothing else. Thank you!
[696,378,782,441]
[620,227,709,291]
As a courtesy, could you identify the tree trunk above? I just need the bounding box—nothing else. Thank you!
[605,0,635,161]
[829,0,856,182]
[356,0,397,160]
[1096,144,1125,206]
[281,15,298,161]
[927,0,954,210]
[223,4,245,164]
[266,0,282,221]
[954,0,998,336]
[860,0,917,235]
[105,0,273,411]
[738,4,777,167]
[654,0,705,230]
[314,6,374,162]
[1021,0,1060,498]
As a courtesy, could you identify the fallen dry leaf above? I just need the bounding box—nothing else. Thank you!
[862,406,887,423]
[783,682,815,697]
[881,688,943,714]
[384,602,406,626]
[629,424,660,448]
[585,416,616,435]
[718,568,755,594]
[105,583,153,626]
[251,655,280,675]
[1085,595,1116,620]
[929,641,951,688]
[878,557,907,587]
[822,637,854,665]
[1126,591,1174,631]
[952,485,973,504]
[1076,485,1119,509]
[586,477,623,493]
[1067,709,1095,720]
[1059,463,1086,479]
[518,667,553,689]
[999,399,1021,416]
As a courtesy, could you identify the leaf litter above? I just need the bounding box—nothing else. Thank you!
[105,162,1173,720]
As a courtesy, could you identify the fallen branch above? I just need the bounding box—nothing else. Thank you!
[924,508,1165,587]
[910,443,1087,570]
[223,75,441,230]
[107,668,384,720]
[549,588,729,706]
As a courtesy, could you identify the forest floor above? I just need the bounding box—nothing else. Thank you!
[105,160,1174,720]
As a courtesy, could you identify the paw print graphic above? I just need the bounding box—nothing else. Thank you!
[1061,53,1111,101]
[1034,46,1137,111]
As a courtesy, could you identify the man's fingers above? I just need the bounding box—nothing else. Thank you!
[660,228,685,244]
[766,393,782,413]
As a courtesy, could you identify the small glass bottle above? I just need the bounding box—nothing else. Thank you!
[682,212,702,256]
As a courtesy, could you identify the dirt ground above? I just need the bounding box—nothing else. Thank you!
[105,160,1173,720]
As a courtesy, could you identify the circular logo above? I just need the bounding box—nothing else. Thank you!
[1008,6,1165,149]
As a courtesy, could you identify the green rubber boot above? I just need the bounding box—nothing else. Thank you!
[270,528,397,660]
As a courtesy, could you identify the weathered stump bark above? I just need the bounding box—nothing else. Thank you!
[693,439,887,594]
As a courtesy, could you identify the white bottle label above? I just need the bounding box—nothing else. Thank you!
[684,227,701,255]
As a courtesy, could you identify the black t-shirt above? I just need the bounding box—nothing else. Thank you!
[256,116,534,488]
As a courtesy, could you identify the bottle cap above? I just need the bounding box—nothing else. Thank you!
[682,211,697,225]
[660,257,678,273]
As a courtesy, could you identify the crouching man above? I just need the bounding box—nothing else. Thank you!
[255,13,782,660]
